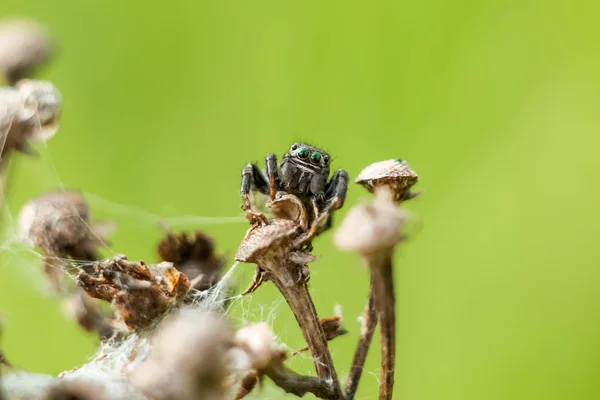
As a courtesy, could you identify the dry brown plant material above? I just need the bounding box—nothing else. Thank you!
[355,159,420,202]
[0,80,61,161]
[77,255,190,331]
[337,158,421,400]
[344,280,376,399]
[335,190,408,400]
[18,190,111,292]
[62,288,122,340]
[234,323,339,400]
[236,193,343,398]
[157,230,225,291]
[294,309,348,355]
[130,308,233,400]
[0,18,53,85]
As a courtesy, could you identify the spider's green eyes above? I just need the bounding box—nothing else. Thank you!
[291,143,298,151]
[297,147,309,159]
[310,151,321,164]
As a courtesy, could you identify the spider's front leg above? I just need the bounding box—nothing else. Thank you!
[324,168,349,212]
[316,169,349,235]
[240,163,270,212]
[294,169,349,247]
[265,153,280,200]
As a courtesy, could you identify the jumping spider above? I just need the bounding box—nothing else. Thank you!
[240,142,348,243]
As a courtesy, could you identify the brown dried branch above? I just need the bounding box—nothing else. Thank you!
[335,198,403,400]
[345,279,377,399]
[234,323,339,400]
[264,363,339,400]
[236,195,343,399]
[76,255,190,331]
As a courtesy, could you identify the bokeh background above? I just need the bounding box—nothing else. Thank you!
[1,1,600,399]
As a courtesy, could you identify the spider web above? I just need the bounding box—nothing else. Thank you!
[0,111,334,398]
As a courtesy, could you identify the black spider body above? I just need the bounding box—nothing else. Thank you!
[241,142,348,235]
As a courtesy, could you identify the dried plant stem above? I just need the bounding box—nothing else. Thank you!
[368,253,396,400]
[345,278,377,400]
[265,363,338,400]
[267,263,343,399]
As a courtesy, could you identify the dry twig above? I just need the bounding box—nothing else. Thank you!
[344,279,377,399]
[236,194,343,399]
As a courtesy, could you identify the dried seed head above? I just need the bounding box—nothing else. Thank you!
[355,159,420,202]
[18,191,110,292]
[320,314,348,343]
[157,230,225,291]
[18,190,108,261]
[19,190,90,250]
[16,79,62,141]
[77,255,190,331]
[235,323,283,370]
[268,193,309,231]
[334,194,407,255]
[0,85,37,121]
[130,308,233,400]
[0,79,61,166]
[0,86,38,155]
[236,218,301,264]
[0,18,53,85]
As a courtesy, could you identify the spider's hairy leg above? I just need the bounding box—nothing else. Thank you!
[325,168,349,211]
[297,169,349,243]
[241,163,270,210]
[265,153,280,200]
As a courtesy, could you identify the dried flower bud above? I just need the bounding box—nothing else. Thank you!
[77,255,190,331]
[0,86,38,156]
[0,18,53,85]
[294,307,347,354]
[18,190,110,292]
[355,159,420,203]
[157,231,225,291]
[268,193,309,231]
[19,190,91,251]
[235,323,282,370]
[320,314,348,343]
[130,308,233,400]
[236,218,301,264]
[16,79,62,141]
[334,194,407,256]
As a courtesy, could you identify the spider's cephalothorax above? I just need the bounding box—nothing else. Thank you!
[240,142,348,236]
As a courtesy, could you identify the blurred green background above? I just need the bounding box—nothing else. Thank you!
[1,0,600,399]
